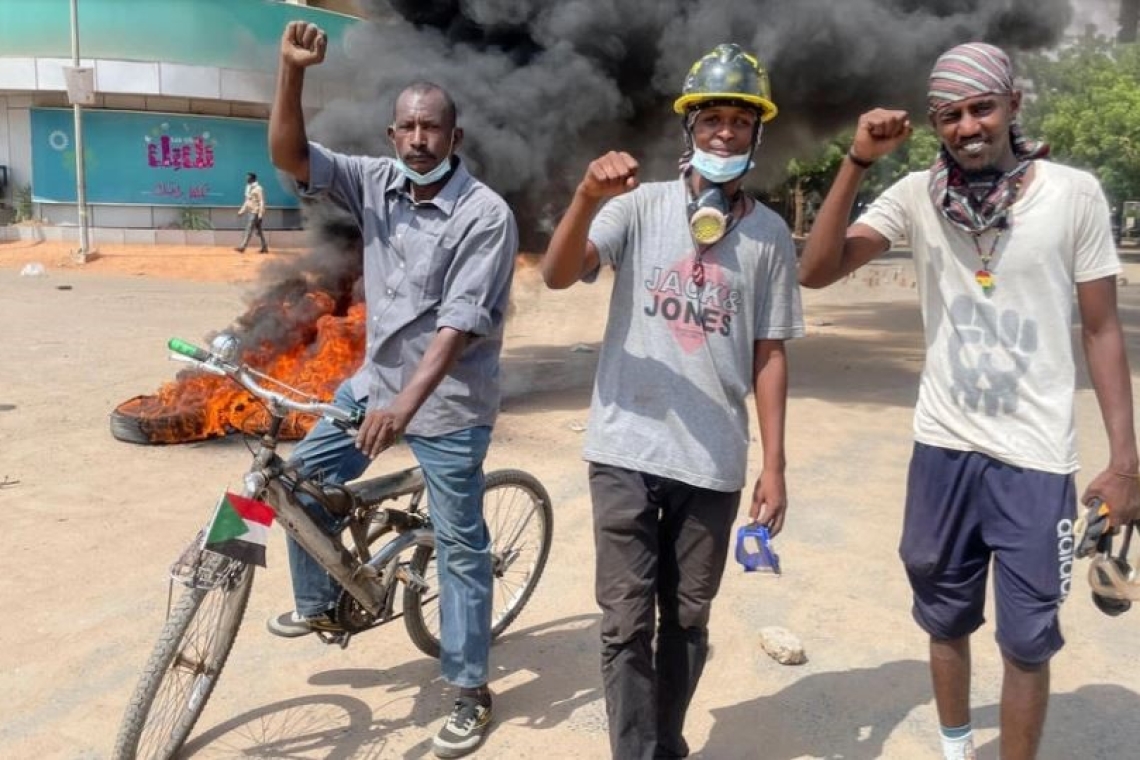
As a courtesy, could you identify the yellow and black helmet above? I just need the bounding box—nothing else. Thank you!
[673,43,778,122]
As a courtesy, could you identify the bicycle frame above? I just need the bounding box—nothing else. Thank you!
[114,337,554,760]
[231,396,435,621]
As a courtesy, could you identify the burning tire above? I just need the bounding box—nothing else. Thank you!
[110,393,313,444]
[110,395,221,445]
[110,301,364,446]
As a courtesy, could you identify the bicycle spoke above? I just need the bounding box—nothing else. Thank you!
[402,470,551,659]
[118,558,253,760]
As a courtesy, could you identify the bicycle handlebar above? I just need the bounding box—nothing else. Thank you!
[167,337,361,429]
[168,337,210,363]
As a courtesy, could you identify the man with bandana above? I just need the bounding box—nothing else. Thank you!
[265,21,517,759]
[542,43,803,759]
[800,42,1140,760]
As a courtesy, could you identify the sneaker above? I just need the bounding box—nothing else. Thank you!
[266,610,342,638]
[258,248,269,254]
[234,247,245,254]
[432,695,492,758]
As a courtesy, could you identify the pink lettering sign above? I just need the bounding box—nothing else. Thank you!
[146,130,215,170]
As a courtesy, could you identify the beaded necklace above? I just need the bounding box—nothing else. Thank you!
[971,225,1003,296]
[967,175,1021,297]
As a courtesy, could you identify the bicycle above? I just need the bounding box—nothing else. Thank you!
[112,335,554,759]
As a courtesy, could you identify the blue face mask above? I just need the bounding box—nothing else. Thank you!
[394,132,456,186]
[689,148,754,184]
[394,154,454,186]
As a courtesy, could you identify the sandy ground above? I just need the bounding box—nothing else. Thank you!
[2,237,1140,759]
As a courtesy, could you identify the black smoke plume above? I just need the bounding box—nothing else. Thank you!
[301,0,1076,249]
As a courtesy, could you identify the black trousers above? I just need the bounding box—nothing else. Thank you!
[589,463,740,760]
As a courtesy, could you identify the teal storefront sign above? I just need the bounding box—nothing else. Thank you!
[0,0,357,72]
[31,108,298,208]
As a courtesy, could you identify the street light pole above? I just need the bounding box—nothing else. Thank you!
[70,0,89,262]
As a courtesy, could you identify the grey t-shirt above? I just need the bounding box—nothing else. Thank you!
[585,178,804,491]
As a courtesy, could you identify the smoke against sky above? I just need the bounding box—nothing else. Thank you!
[306,0,1087,245]
[1069,0,1123,35]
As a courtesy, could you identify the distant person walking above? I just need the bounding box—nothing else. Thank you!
[236,171,269,253]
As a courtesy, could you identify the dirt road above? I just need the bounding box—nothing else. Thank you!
[1,239,1138,759]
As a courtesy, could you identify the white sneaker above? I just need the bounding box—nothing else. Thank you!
[433,695,492,758]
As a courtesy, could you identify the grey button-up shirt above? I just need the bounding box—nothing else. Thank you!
[303,142,518,437]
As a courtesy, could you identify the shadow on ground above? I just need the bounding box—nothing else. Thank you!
[696,659,930,760]
[973,683,1140,759]
[182,614,601,758]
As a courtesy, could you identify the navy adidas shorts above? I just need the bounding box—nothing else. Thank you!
[899,443,1076,666]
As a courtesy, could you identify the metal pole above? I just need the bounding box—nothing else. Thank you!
[70,0,89,262]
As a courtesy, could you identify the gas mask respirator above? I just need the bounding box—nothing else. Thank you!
[687,186,734,246]
[683,119,761,246]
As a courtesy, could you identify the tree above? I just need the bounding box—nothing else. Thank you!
[781,125,941,234]
[785,137,845,236]
[1121,0,1139,44]
[1021,36,1140,207]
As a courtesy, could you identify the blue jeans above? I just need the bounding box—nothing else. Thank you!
[285,380,494,687]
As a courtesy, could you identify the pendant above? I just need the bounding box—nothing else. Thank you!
[975,269,995,296]
[691,258,706,287]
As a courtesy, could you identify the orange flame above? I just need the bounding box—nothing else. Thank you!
[112,295,365,444]
[111,253,535,445]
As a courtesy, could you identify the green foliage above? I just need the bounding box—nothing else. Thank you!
[14,184,33,223]
[1021,36,1140,206]
[786,136,847,197]
[784,126,941,196]
[177,206,213,230]
[782,33,1140,229]
[781,125,941,231]
[883,126,941,177]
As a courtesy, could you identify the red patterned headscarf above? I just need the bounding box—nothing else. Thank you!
[926,42,1048,234]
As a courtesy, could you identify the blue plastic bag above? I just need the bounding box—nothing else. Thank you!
[735,523,781,574]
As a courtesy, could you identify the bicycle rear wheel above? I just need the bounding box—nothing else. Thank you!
[113,552,253,760]
[403,469,553,658]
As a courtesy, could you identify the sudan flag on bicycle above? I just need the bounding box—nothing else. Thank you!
[203,492,276,567]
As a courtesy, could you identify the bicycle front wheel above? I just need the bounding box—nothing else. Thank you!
[403,469,553,658]
[113,552,253,760]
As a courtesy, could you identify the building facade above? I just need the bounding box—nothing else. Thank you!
[0,0,361,244]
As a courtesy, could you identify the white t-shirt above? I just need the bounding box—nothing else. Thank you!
[858,161,1120,474]
[585,179,804,491]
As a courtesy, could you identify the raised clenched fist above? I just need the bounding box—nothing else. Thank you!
[850,109,912,165]
[579,151,640,200]
[280,21,327,69]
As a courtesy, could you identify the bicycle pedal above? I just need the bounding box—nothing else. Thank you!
[396,564,429,594]
[315,629,353,649]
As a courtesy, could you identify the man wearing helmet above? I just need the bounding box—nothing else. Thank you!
[800,42,1140,760]
[541,43,803,759]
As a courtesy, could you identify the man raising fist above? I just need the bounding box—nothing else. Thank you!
[266,20,518,759]
[541,43,803,759]
[799,42,1140,760]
